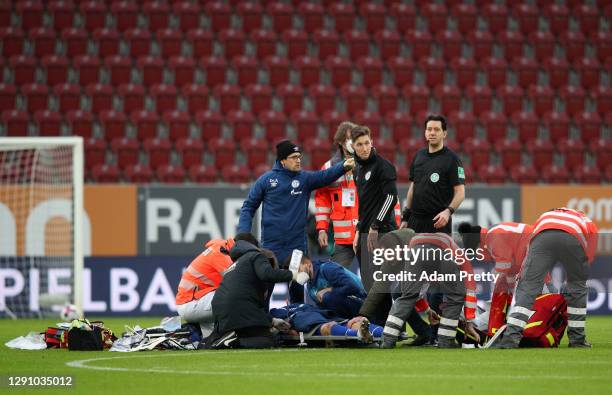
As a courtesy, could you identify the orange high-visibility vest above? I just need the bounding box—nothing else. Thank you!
[484,222,534,278]
[175,238,235,305]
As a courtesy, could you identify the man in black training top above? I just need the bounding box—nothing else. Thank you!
[350,125,398,292]
[400,114,465,235]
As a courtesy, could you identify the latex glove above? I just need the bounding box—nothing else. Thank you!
[271,318,291,331]
[318,230,329,248]
[428,309,440,326]
[293,271,310,285]
[343,157,355,171]
[465,321,481,343]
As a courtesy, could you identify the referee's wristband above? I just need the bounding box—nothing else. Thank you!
[446,206,455,215]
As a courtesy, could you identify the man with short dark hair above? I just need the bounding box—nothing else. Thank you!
[400,114,465,235]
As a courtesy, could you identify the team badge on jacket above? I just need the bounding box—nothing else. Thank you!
[365,171,371,181]
[269,178,278,187]
[291,180,300,188]
[430,173,439,183]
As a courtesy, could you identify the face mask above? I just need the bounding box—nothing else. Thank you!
[345,140,354,154]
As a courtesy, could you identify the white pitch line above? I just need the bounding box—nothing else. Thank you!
[65,352,612,381]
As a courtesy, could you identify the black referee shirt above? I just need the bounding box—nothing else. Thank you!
[409,146,465,217]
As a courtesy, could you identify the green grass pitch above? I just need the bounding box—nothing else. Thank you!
[2,316,612,395]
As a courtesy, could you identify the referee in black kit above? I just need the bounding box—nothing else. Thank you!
[400,114,465,235]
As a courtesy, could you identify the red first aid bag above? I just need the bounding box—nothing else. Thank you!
[520,293,568,348]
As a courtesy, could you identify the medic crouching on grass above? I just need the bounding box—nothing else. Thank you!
[237,140,355,303]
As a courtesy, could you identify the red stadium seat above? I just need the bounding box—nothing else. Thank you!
[343,29,370,60]
[213,84,241,114]
[544,4,569,35]
[592,86,612,117]
[130,110,159,140]
[529,85,555,117]
[267,2,293,34]
[330,2,355,33]
[251,29,277,59]
[299,2,324,34]
[143,137,172,170]
[187,29,213,58]
[355,111,383,136]
[360,3,386,34]
[406,30,432,60]
[124,28,152,58]
[468,30,493,60]
[236,2,263,33]
[513,57,539,89]
[105,56,132,87]
[277,84,303,115]
[304,137,331,169]
[205,2,231,32]
[374,30,401,61]
[479,111,508,144]
[222,164,251,183]
[464,138,491,168]
[452,3,478,35]
[513,3,538,35]
[227,110,255,141]
[544,111,570,141]
[10,55,36,85]
[530,31,555,62]
[543,57,569,89]
[482,3,508,34]
[311,84,336,115]
[0,83,16,112]
[176,138,204,169]
[607,164,612,184]
[435,85,461,116]
[93,28,120,58]
[558,138,585,169]
[208,137,237,170]
[157,29,182,58]
[143,1,170,32]
[295,56,321,88]
[437,30,463,62]
[220,29,246,59]
[30,27,56,57]
[62,27,88,57]
[372,85,399,116]
[66,110,93,138]
[512,111,539,144]
[110,137,140,168]
[195,110,223,140]
[253,164,271,179]
[167,56,195,87]
[22,84,49,113]
[118,84,145,114]
[244,84,272,115]
[200,56,227,88]
[498,30,524,62]
[49,1,74,32]
[241,137,269,168]
[326,56,352,88]
[322,111,350,141]
[559,85,586,117]
[291,110,318,142]
[79,1,106,31]
[509,164,538,184]
[590,138,612,171]
[400,137,425,165]
[124,163,153,183]
[188,164,218,183]
[259,110,287,141]
[74,55,100,85]
[572,164,602,184]
[341,85,367,116]
[574,57,601,90]
[419,57,445,88]
[397,167,410,183]
[232,56,259,87]
[527,138,554,168]
[314,29,340,60]
[389,112,414,141]
[559,31,585,62]
[34,110,61,136]
[0,27,24,57]
[157,164,186,183]
[482,57,508,89]
[450,57,477,90]
[375,138,397,163]
[163,110,191,141]
[99,110,126,141]
[151,84,178,114]
[422,3,447,33]
[390,3,416,33]
[574,111,601,142]
[465,85,492,116]
[541,164,570,184]
[264,56,290,88]
[356,57,383,88]
[403,84,430,116]
[497,85,524,116]
[592,31,612,63]
[181,84,209,115]
[388,57,414,88]
[111,2,138,32]
[282,29,308,60]
[2,110,29,136]
[91,164,120,183]
[54,83,81,112]
[575,4,600,35]
[497,138,522,170]
[84,137,106,169]
[478,164,506,184]
[449,111,475,143]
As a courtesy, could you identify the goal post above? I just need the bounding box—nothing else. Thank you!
[0,137,84,318]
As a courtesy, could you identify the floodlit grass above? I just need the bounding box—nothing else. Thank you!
[2,316,612,395]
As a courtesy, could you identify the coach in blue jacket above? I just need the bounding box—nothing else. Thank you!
[238,140,355,302]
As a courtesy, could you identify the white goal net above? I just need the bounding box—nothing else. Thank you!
[0,137,83,318]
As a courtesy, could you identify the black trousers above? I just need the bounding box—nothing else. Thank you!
[408,213,452,235]
[236,326,277,348]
